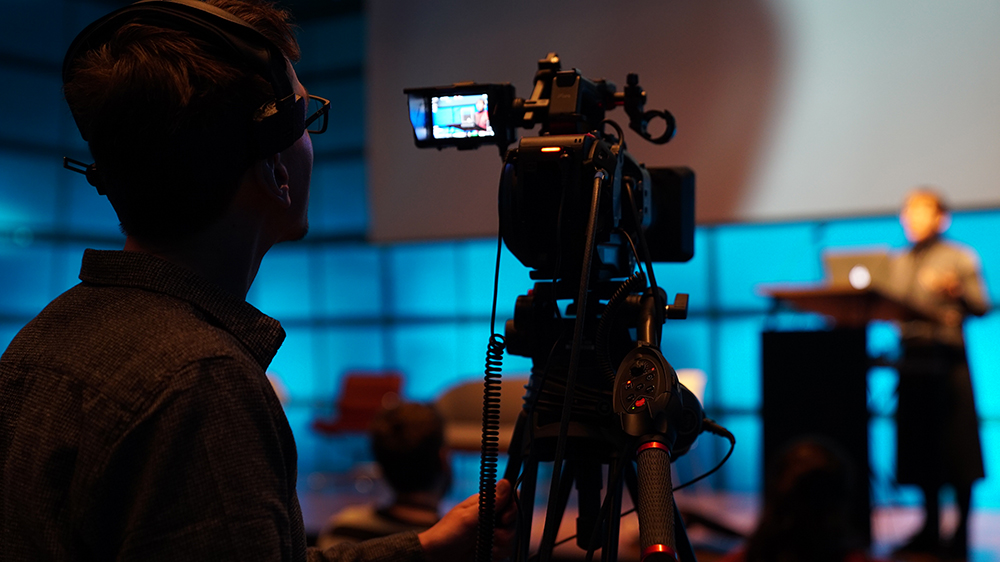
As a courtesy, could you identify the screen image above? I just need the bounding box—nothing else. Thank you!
[407,95,429,141]
[431,93,493,140]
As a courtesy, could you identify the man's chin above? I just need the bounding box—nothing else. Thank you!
[279,222,309,244]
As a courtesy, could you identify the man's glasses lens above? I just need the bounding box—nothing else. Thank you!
[305,95,330,134]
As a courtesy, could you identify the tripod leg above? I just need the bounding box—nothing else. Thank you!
[673,502,697,562]
[576,462,604,551]
[504,410,530,483]
[514,451,539,562]
[602,457,624,562]
[538,460,577,562]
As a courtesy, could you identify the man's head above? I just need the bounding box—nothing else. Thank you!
[900,187,949,244]
[370,403,450,496]
[62,0,312,246]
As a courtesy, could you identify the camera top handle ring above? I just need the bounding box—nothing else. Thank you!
[631,109,677,145]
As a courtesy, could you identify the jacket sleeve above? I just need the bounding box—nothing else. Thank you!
[308,532,425,562]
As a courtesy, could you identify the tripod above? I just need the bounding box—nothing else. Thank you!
[502,405,699,562]
[491,268,702,562]
[474,158,705,562]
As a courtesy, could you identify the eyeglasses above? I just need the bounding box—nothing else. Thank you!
[304,94,330,134]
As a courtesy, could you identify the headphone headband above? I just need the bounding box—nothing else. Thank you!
[63,0,303,158]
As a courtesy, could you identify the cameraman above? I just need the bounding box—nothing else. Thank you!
[0,0,514,560]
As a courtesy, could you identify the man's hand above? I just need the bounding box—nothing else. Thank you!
[919,268,963,299]
[418,479,517,562]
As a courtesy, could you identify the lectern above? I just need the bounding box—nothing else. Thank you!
[759,285,927,545]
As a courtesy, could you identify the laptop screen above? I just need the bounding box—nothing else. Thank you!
[822,249,890,290]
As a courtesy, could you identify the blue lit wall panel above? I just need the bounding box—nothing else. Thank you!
[453,320,496,378]
[867,416,912,506]
[975,420,1000,509]
[309,160,368,235]
[0,69,63,147]
[305,78,365,152]
[296,14,365,74]
[312,245,383,318]
[866,321,900,362]
[65,181,122,236]
[387,323,463,400]
[311,326,388,400]
[0,2,66,61]
[0,323,23,353]
[813,215,905,251]
[50,244,90,296]
[716,414,761,493]
[715,223,822,312]
[249,247,314,320]
[651,228,712,313]
[0,243,56,317]
[387,243,458,317]
[455,239,532,321]
[453,320,533,380]
[714,316,764,411]
[0,1,114,64]
[0,153,59,231]
[967,313,1000,419]
[659,317,712,380]
[268,326,316,403]
[866,367,898,418]
[949,211,1000,304]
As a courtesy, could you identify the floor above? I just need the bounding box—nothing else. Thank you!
[300,479,1000,561]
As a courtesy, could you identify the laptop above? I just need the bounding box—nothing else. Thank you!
[822,248,891,290]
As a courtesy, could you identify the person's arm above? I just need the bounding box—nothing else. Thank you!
[308,532,424,562]
[957,251,990,317]
[309,479,517,562]
[417,479,517,562]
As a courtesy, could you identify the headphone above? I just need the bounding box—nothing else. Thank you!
[61,0,306,193]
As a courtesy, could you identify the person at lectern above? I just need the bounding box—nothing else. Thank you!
[888,188,991,559]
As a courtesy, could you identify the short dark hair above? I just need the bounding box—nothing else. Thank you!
[62,0,300,245]
[906,186,950,214]
[370,403,446,494]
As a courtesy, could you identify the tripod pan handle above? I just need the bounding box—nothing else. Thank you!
[636,441,678,562]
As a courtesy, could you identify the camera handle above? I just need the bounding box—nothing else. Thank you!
[621,73,676,145]
[636,440,678,561]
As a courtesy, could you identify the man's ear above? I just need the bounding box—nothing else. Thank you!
[252,152,292,208]
[938,212,952,234]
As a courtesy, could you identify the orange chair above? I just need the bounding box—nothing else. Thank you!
[312,371,403,434]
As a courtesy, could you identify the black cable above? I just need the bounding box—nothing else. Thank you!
[476,233,507,562]
[537,171,607,562]
[672,419,736,492]
[595,271,646,383]
[623,179,659,294]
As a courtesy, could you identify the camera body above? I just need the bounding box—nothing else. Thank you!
[405,53,694,278]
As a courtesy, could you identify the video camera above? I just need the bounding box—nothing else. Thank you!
[406,54,723,562]
[405,53,694,281]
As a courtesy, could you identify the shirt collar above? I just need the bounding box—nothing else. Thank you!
[78,249,286,369]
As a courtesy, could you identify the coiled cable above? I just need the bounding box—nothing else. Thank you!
[476,234,506,562]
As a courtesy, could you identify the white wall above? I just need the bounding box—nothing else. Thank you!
[366,0,1000,242]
